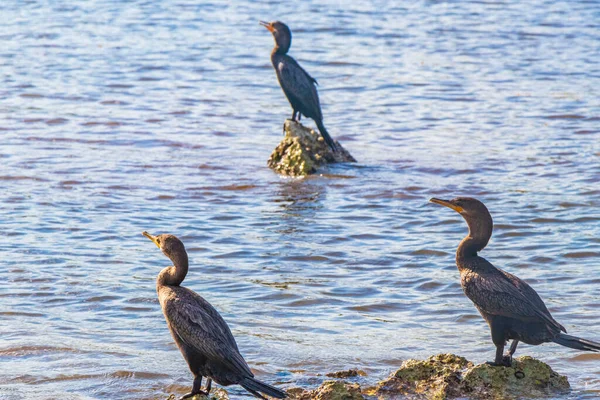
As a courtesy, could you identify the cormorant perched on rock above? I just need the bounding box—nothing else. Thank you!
[260,20,337,152]
[143,232,287,399]
[429,197,600,366]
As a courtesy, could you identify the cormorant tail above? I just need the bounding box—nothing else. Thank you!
[552,333,600,352]
[241,376,287,399]
[315,119,337,152]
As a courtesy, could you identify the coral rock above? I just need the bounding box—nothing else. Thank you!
[166,387,228,400]
[373,354,569,400]
[289,380,364,400]
[267,120,356,176]
[326,369,367,378]
[461,356,570,399]
[374,353,471,400]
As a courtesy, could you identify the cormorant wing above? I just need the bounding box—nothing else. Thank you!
[500,270,549,314]
[165,296,254,377]
[284,56,318,85]
[499,269,566,332]
[276,56,321,118]
[463,267,564,332]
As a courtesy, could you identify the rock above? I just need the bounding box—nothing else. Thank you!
[267,120,356,176]
[326,369,367,378]
[165,387,228,400]
[372,354,569,400]
[373,353,471,400]
[288,380,364,400]
[461,356,570,399]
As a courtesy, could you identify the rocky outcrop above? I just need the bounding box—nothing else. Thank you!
[165,355,570,400]
[166,388,228,400]
[371,354,570,400]
[288,380,364,400]
[267,120,356,176]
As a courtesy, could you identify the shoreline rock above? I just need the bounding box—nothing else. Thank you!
[267,120,356,176]
[165,387,229,400]
[289,354,569,400]
[288,380,364,400]
[373,354,570,400]
[165,354,569,400]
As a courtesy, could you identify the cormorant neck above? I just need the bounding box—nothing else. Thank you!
[272,44,289,56]
[156,251,188,287]
[456,217,493,265]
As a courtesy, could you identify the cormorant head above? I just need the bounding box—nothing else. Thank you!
[430,197,494,250]
[143,231,187,261]
[260,20,292,54]
[430,197,490,219]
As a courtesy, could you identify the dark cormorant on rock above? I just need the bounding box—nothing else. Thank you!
[260,20,337,152]
[429,197,600,366]
[143,232,287,399]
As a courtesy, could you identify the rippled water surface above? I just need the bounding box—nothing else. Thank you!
[2,0,600,399]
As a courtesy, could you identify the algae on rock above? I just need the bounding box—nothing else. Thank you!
[326,369,367,378]
[461,356,570,400]
[164,355,569,400]
[267,120,356,176]
[288,380,364,400]
[372,353,569,400]
[373,353,471,400]
[165,387,228,400]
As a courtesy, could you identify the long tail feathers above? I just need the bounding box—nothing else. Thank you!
[553,333,600,352]
[315,120,338,152]
[241,377,287,399]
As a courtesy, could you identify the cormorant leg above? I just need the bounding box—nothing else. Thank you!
[495,344,505,365]
[485,344,506,367]
[487,319,510,366]
[291,110,298,121]
[508,339,519,356]
[495,340,519,366]
[180,375,208,399]
[501,339,519,365]
[205,378,212,393]
[297,113,301,121]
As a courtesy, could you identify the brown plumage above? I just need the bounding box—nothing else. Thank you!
[260,20,337,152]
[430,197,600,366]
[143,232,287,399]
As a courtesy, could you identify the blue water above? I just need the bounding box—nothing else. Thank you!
[1,0,599,398]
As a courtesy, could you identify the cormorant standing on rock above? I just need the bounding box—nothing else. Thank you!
[143,232,287,399]
[260,20,337,152]
[429,197,600,366]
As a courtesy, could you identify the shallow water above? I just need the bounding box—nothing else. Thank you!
[1,0,600,399]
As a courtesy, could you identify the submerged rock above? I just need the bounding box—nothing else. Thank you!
[166,387,229,400]
[326,369,368,378]
[372,354,569,400]
[267,120,356,176]
[288,380,364,400]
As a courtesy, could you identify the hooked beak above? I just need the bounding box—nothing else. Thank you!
[143,231,160,249]
[430,198,464,213]
[260,21,274,32]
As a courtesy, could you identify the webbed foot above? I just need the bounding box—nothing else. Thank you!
[179,390,209,400]
[485,356,512,367]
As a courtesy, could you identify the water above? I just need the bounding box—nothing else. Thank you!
[1,0,599,398]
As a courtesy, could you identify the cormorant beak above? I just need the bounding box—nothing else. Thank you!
[430,198,464,213]
[142,231,161,249]
[260,21,275,32]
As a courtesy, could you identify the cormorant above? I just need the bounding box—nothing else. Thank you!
[429,197,600,366]
[260,20,337,152]
[143,231,287,399]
